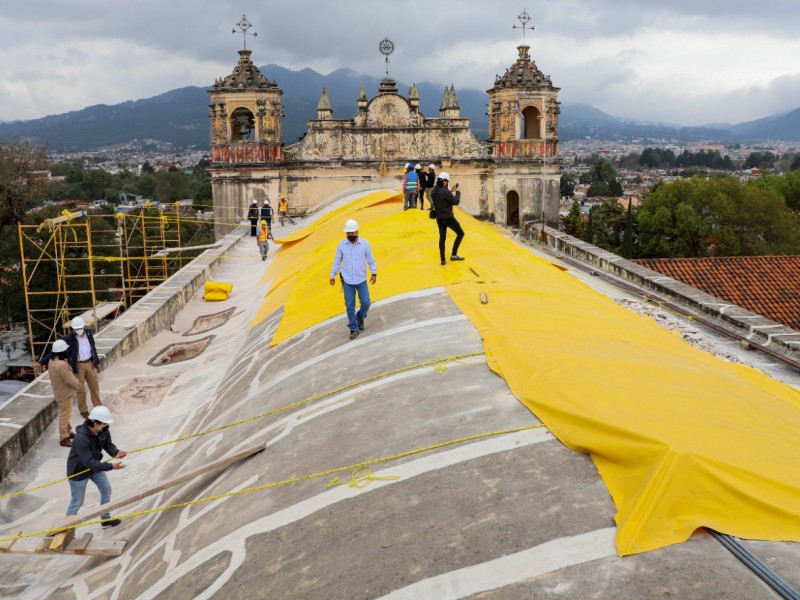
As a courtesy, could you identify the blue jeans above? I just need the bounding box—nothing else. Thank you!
[343,280,370,331]
[67,471,112,519]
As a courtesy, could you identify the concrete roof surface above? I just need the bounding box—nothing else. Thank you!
[1,190,799,599]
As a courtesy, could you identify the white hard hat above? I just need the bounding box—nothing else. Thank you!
[53,339,68,353]
[429,164,435,169]
[71,317,85,330]
[414,164,421,170]
[343,219,359,233]
[88,406,113,424]
[438,172,450,181]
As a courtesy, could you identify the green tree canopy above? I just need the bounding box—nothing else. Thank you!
[637,176,800,258]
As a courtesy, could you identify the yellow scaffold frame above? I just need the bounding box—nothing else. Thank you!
[18,204,188,361]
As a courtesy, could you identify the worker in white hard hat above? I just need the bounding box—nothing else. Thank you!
[257,219,270,261]
[39,315,104,419]
[48,339,81,447]
[402,163,419,210]
[329,219,378,340]
[65,406,127,528]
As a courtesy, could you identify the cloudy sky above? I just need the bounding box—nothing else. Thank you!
[1,0,799,126]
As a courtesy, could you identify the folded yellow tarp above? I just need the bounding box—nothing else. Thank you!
[252,190,800,556]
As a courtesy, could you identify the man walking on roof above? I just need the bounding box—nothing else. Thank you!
[65,406,127,528]
[48,339,81,448]
[257,219,270,261]
[278,195,296,226]
[330,219,377,340]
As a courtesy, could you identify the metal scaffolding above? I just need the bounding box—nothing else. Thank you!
[18,204,192,362]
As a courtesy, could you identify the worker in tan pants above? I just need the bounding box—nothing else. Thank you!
[40,316,104,418]
[48,339,81,447]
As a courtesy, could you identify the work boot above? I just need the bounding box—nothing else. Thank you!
[60,438,72,448]
[357,318,364,331]
[101,517,122,529]
[349,329,360,340]
[68,432,75,439]
[80,411,89,419]
[450,255,465,261]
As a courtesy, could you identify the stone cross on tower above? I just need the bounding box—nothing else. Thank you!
[232,14,258,49]
[513,8,534,40]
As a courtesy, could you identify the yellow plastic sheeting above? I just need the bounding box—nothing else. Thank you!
[252,191,800,556]
[252,190,477,341]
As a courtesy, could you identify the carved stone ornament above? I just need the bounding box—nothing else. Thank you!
[366,96,414,128]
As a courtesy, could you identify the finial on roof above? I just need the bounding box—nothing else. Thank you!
[232,14,258,50]
[512,8,534,41]
[378,37,395,78]
[317,86,333,120]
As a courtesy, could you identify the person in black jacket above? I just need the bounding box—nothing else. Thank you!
[65,406,127,528]
[415,164,426,210]
[425,164,437,208]
[247,200,259,236]
[430,172,465,265]
[260,199,275,238]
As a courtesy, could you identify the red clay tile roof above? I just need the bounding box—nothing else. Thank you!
[633,256,800,331]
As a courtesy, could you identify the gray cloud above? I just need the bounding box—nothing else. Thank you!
[0,0,798,125]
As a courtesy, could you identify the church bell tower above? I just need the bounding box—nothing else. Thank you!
[209,16,284,237]
[485,10,562,226]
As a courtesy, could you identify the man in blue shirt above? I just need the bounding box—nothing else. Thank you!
[329,219,378,340]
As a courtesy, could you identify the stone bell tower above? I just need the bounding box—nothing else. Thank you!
[209,16,284,237]
[486,10,562,227]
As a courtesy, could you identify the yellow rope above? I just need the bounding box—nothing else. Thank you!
[0,424,543,543]
[0,352,484,501]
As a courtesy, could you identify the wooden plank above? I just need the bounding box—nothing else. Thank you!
[0,530,22,552]
[0,537,125,557]
[64,443,266,529]
[71,533,93,554]
[49,527,75,552]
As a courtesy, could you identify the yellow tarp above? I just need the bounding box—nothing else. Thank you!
[252,191,800,555]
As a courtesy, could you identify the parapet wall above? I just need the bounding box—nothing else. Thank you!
[0,228,246,484]
[524,223,800,361]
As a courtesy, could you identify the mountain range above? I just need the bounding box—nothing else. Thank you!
[1,64,799,152]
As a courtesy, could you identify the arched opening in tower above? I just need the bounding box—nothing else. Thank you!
[230,107,256,141]
[506,190,520,226]
[522,106,542,139]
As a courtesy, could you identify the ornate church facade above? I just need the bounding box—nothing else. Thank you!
[209,42,562,237]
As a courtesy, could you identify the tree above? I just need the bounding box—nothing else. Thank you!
[560,173,575,199]
[0,140,48,228]
[621,199,634,259]
[586,200,626,253]
[637,176,800,258]
[561,199,585,238]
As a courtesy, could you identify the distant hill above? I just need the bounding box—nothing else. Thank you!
[730,107,800,140]
[1,64,799,152]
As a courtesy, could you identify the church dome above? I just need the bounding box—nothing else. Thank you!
[214,50,278,90]
[490,44,555,90]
